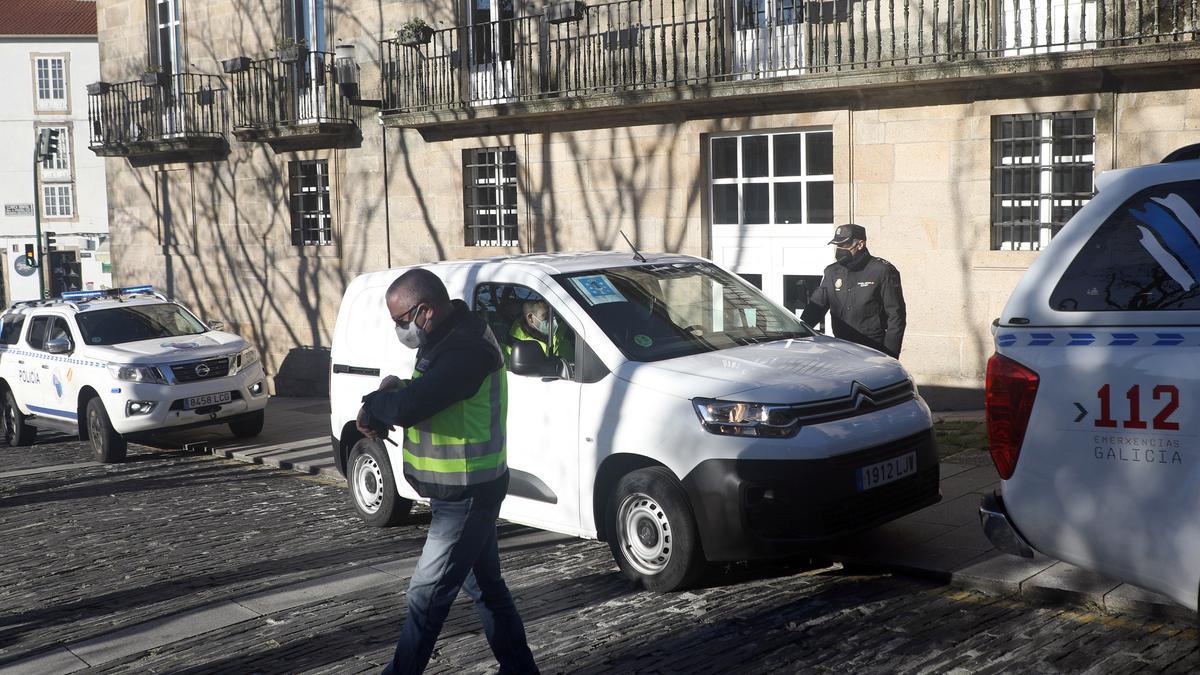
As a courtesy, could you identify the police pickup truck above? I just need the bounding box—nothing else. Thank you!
[0,285,268,462]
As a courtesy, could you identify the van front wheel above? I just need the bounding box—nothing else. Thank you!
[348,438,411,527]
[607,467,704,592]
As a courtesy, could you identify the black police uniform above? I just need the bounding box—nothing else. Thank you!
[800,249,907,358]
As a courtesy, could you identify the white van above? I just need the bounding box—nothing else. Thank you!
[330,252,938,590]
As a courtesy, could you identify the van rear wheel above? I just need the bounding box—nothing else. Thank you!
[348,438,411,527]
[607,467,705,592]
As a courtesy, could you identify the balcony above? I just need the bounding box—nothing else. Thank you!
[86,74,228,166]
[226,51,361,152]
[380,0,1200,137]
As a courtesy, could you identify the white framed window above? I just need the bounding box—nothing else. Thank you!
[709,130,834,227]
[34,56,68,111]
[42,184,74,219]
[39,126,72,181]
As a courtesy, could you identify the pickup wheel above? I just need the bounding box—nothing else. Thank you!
[3,390,36,447]
[348,438,411,527]
[229,410,265,439]
[86,398,126,463]
[607,467,705,592]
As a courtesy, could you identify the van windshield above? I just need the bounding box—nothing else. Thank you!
[76,303,207,346]
[555,262,812,362]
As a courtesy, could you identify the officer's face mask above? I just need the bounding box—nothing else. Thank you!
[835,241,864,264]
[394,304,428,349]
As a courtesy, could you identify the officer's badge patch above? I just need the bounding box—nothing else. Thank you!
[834,278,843,290]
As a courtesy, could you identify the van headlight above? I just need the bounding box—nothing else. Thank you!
[234,346,260,374]
[691,398,799,438]
[108,364,167,385]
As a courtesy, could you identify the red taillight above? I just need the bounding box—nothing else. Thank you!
[985,353,1039,480]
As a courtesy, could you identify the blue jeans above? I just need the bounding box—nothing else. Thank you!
[382,495,538,675]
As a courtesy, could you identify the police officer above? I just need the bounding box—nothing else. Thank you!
[357,268,538,675]
[801,224,907,358]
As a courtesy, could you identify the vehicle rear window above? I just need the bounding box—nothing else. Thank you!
[75,304,206,345]
[1050,180,1200,311]
[0,314,25,345]
[26,316,49,350]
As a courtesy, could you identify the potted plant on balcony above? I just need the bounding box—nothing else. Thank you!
[397,18,434,47]
[86,81,111,96]
[276,36,310,63]
[140,65,169,87]
[546,0,586,24]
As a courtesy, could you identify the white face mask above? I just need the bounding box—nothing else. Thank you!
[532,315,550,335]
[394,306,427,349]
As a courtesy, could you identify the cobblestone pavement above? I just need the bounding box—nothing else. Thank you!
[1,440,1198,674]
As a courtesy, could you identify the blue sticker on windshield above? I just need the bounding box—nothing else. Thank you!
[569,275,626,306]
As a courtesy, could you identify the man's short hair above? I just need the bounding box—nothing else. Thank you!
[387,268,450,307]
[522,300,547,318]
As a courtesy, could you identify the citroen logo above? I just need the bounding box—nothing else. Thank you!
[195,363,211,378]
[850,381,877,410]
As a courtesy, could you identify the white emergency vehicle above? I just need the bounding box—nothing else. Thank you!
[330,252,940,590]
[981,146,1200,612]
[0,285,268,463]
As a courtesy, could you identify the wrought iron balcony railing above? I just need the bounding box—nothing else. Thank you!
[228,51,357,133]
[86,73,227,159]
[382,0,1199,114]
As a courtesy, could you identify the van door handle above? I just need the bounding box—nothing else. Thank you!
[17,360,24,364]
[41,365,50,370]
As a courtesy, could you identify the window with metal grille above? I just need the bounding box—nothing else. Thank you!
[464,147,518,247]
[991,112,1094,251]
[288,160,333,246]
[35,57,67,111]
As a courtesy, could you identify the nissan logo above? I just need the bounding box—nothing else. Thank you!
[195,363,211,378]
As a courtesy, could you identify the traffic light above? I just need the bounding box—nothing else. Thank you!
[36,128,61,161]
[23,244,36,268]
[45,231,57,253]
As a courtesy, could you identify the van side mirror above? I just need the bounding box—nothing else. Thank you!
[510,340,558,378]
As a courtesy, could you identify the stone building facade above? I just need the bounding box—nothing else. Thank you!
[90,0,1200,404]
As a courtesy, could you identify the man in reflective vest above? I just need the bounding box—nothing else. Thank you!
[505,299,574,362]
[358,268,538,675]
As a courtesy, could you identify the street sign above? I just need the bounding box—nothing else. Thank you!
[4,204,33,216]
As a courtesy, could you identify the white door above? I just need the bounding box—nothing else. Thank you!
[708,130,834,319]
[471,277,582,534]
[285,0,328,121]
[733,0,803,79]
[153,0,183,136]
[468,0,516,103]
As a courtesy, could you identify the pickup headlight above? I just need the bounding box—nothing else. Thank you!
[108,364,167,385]
[692,398,799,438]
[234,346,260,374]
